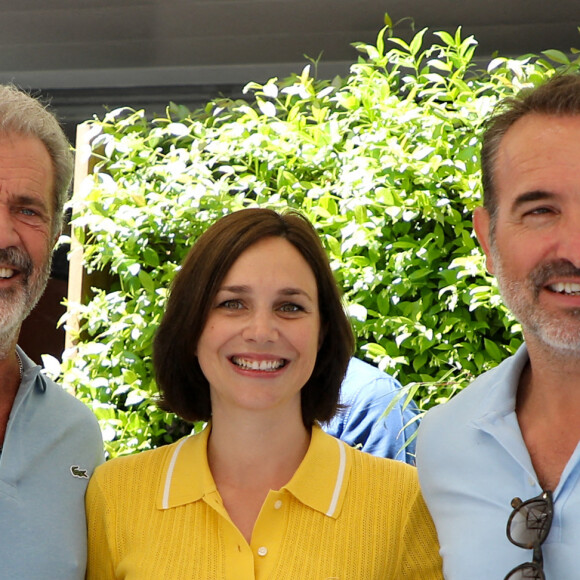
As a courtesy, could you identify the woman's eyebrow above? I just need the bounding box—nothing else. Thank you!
[218,285,250,294]
[279,287,315,301]
[218,285,314,301]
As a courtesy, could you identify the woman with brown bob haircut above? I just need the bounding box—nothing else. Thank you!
[85,208,443,579]
[153,207,354,426]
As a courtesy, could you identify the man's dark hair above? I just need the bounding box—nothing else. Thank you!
[481,73,580,224]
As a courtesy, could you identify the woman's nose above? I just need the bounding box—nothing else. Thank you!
[241,311,279,343]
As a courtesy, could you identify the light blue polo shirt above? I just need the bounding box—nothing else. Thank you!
[0,347,103,580]
[417,345,580,579]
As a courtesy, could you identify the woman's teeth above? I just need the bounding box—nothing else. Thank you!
[231,357,286,371]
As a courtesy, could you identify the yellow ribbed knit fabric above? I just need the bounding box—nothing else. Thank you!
[86,426,442,579]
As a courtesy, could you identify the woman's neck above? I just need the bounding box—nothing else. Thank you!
[206,411,311,544]
[207,411,311,491]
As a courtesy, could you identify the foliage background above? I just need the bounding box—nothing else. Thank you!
[61,23,580,457]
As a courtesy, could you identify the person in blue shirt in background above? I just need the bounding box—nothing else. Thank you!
[324,357,419,464]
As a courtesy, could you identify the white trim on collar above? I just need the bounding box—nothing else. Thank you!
[326,438,346,517]
[162,437,189,509]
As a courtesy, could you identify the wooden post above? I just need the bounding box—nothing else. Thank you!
[64,123,95,352]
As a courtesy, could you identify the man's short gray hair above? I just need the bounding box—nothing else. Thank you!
[0,85,73,237]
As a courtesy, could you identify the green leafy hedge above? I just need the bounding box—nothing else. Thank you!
[62,25,580,457]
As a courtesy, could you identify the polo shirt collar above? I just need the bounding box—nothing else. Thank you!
[469,343,534,476]
[157,425,215,510]
[470,343,529,426]
[157,424,351,519]
[284,425,351,518]
[11,347,46,416]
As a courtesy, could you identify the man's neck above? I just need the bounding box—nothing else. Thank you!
[523,334,580,398]
[0,326,19,359]
[0,349,24,449]
[516,337,580,490]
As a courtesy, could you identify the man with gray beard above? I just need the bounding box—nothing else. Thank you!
[0,85,103,579]
[416,74,580,580]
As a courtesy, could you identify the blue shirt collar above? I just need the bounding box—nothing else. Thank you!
[470,343,529,426]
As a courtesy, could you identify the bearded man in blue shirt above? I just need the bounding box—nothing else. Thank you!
[417,73,580,580]
[0,85,103,579]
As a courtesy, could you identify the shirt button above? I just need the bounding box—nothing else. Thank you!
[257,546,268,557]
[274,500,283,510]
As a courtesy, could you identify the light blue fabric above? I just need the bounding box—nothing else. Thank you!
[323,357,419,464]
[417,344,580,580]
[0,347,104,580]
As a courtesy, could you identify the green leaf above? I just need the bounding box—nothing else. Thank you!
[409,28,427,56]
[541,49,570,64]
[484,338,504,362]
[434,30,455,46]
[138,270,155,294]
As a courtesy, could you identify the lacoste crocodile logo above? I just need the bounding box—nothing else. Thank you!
[70,465,89,479]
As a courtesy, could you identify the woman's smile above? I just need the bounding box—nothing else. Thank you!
[230,355,288,372]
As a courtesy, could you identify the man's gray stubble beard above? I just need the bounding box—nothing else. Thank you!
[492,247,580,353]
[0,248,52,358]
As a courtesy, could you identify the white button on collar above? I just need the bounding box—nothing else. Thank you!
[274,500,283,509]
[257,546,268,557]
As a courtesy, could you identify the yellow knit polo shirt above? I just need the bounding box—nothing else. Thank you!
[86,425,442,579]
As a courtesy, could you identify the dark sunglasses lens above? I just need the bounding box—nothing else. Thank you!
[508,498,551,548]
[504,562,545,580]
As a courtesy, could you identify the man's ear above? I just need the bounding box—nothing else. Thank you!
[52,229,62,251]
[473,207,495,275]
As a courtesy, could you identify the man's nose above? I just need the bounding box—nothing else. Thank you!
[554,215,580,269]
[0,207,19,249]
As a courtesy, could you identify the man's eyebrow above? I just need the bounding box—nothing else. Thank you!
[13,194,50,212]
[512,190,555,209]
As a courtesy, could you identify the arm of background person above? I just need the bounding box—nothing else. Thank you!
[323,357,420,464]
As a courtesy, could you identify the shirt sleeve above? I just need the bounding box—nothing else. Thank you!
[85,468,118,580]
